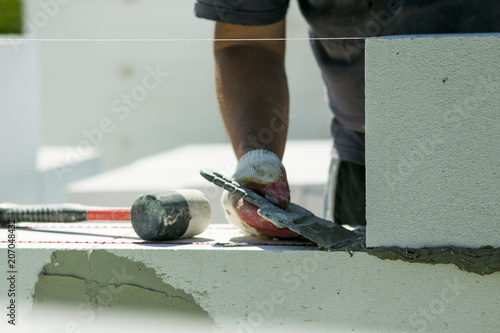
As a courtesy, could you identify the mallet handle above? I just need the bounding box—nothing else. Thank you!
[0,203,130,225]
[86,207,131,221]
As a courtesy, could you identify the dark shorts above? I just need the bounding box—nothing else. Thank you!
[326,160,366,227]
[336,161,366,226]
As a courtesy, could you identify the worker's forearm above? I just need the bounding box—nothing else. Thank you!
[215,44,289,160]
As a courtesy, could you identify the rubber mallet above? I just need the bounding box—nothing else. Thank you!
[0,190,211,241]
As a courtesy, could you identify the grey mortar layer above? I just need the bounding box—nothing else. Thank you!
[327,233,499,275]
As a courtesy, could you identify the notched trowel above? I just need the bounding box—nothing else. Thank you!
[200,169,364,250]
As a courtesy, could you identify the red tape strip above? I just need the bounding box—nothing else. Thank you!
[86,208,131,221]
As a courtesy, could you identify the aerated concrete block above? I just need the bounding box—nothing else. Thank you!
[365,34,500,248]
[1,224,499,332]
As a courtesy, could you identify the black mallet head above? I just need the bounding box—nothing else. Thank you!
[131,190,211,241]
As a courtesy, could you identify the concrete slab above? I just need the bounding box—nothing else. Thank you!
[66,140,332,224]
[365,34,500,248]
[0,222,499,333]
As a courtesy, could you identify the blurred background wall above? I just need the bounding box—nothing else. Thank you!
[27,0,331,170]
[1,0,331,203]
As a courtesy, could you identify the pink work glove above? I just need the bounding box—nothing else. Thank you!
[221,149,298,238]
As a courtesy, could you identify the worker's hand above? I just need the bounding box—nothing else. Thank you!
[221,149,298,238]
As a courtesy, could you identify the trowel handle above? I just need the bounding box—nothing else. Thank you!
[199,169,267,208]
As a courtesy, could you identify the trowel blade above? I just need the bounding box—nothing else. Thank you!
[257,202,360,249]
[199,169,362,249]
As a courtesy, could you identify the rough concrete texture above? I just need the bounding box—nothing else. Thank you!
[1,224,499,332]
[31,250,214,331]
[365,34,500,248]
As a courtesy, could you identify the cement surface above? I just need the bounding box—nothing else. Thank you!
[365,34,500,248]
[1,223,499,332]
[368,245,500,276]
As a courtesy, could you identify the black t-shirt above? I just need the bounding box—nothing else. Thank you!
[195,0,500,165]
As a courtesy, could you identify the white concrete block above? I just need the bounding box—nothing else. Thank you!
[365,34,500,248]
[0,41,39,204]
[66,140,332,224]
[0,223,498,333]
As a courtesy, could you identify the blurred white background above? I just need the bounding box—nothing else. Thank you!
[1,0,331,203]
[30,0,330,169]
